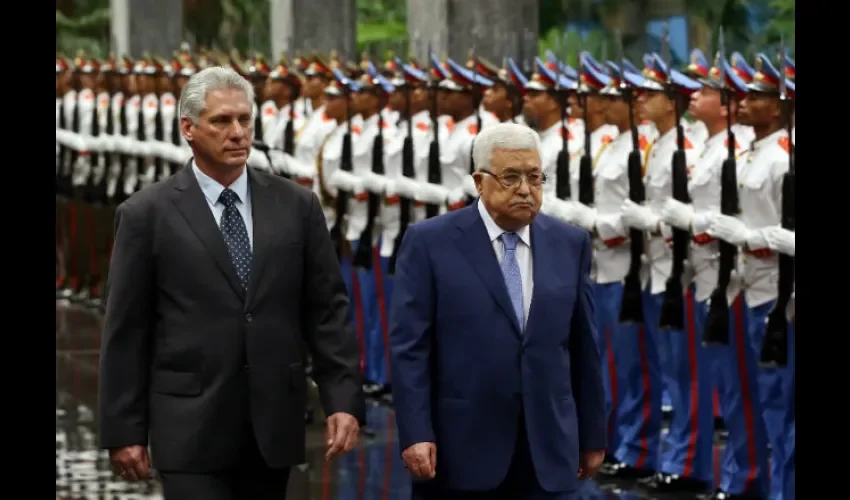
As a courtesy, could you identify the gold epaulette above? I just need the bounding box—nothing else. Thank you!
[592,139,614,170]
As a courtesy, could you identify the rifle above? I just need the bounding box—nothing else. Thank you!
[283,41,297,157]
[618,37,645,325]
[577,50,593,207]
[554,38,571,201]
[352,82,386,270]
[658,28,691,331]
[760,41,795,367]
[329,82,354,258]
[704,28,738,345]
[425,44,442,219]
[389,76,416,274]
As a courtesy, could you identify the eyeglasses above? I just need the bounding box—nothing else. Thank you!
[479,169,547,189]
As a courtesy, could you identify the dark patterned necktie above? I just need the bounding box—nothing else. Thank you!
[218,188,252,290]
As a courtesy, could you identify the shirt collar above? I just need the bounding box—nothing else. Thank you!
[476,200,531,248]
[192,161,250,206]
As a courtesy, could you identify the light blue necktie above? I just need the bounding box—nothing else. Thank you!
[500,232,524,330]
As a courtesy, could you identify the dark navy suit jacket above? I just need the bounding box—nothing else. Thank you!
[388,203,606,493]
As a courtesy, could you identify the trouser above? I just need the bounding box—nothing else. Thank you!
[349,238,383,386]
[650,286,716,482]
[747,299,796,500]
[612,285,662,471]
[365,240,393,386]
[338,242,365,375]
[159,434,290,499]
[704,295,770,496]
[779,365,795,500]
[591,281,627,455]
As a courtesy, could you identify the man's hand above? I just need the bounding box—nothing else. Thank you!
[325,412,360,461]
[109,445,152,482]
[577,450,605,479]
[402,442,437,480]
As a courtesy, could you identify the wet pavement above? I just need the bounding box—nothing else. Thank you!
[57,302,724,499]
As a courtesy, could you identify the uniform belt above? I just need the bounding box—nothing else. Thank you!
[744,247,774,258]
[692,232,715,245]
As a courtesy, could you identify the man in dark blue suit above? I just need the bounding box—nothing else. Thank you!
[389,122,607,499]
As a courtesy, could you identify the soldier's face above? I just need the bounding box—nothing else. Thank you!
[689,87,723,123]
[324,95,348,122]
[522,91,556,121]
[182,88,253,169]
[175,76,190,96]
[79,73,97,89]
[567,93,582,119]
[637,91,671,123]
[482,84,509,113]
[474,148,542,229]
[388,91,406,112]
[738,92,780,127]
[303,75,327,98]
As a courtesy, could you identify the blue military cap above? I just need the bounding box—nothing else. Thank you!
[506,58,529,90]
[439,58,493,91]
[635,53,702,94]
[621,69,651,92]
[524,57,576,92]
[544,51,578,80]
[642,53,653,69]
[429,53,450,81]
[389,63,429,88]
[325,67,353,96]
[686,48,709,79]
[701,55,749,99]
[729,52,755,83]
[605,61,620,78]
[355,62,395,95]
[578,53,610,93]
[620,58,640,74]
[748,53,795,99]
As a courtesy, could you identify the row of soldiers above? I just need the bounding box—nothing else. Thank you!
[55,39,795,499]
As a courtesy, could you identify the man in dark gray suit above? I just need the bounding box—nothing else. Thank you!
[98,66,365,499]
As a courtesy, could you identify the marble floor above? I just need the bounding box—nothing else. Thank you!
[56,302,726,500]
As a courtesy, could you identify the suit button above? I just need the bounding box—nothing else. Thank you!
[245,313,253,323]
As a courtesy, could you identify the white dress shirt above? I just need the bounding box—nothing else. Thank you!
[477,200,534,324]
[192,162,254,250]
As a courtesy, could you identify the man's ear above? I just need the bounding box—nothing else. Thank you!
[180,116,194,142]
[472,171,484,195]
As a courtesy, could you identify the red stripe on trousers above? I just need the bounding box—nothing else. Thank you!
[733,296,758,490]
[636,326,651,469]
[684,287,699,476]
[372,246,392,383]
[605,326,618,443]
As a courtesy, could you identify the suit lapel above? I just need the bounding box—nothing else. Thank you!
[454,206,522,337]
[524,216,555,342]
[170,162,245,301]
[244,169,274,308]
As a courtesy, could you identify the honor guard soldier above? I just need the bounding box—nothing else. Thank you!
[662,49,770,500]
[346,64,397,398]
[56,53,84,299]
[377,53,401,128]
[684,49,710,144]
[263,55,313,186]
[383,62,450,226]
[522,56,576,209]
[784,53,795,143]
[706,52,795,500]
[587,61,661,480]
[434,56,499,211]
[68,52,99,303]
[470,53,528,124]
[133,54,164,190]
[293,55,337,191]
[616,54,710,494]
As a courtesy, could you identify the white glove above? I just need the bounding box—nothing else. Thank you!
[446,186,466,208]
[661,198,694,230]
[621,199,659,232]
[763,226,795,257]
[362,172,387,194]
[570,202,597,231]
[707,214,752,246]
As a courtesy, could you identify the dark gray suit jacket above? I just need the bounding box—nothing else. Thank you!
[98,162,364,473]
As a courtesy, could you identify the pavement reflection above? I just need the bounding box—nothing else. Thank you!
[56,302,706,499]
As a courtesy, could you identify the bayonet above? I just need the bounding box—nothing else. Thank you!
[778,36,787,100]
